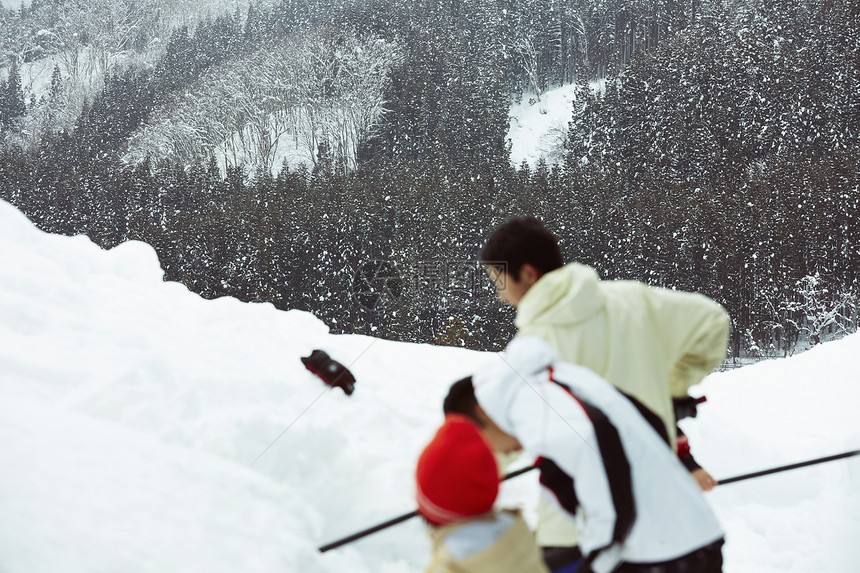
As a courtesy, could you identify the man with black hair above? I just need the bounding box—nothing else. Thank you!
[445,338,725,573]
[479,217,730,559]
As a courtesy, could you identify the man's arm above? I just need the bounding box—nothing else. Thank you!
[645,287,730,397]
[676,428,718,490]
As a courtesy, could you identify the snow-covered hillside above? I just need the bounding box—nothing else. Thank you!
[508,85,580,168]
[507,81,606,168]
[1,198,858,572]
[2,0,281,140]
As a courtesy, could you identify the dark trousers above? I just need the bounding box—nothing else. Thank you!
[543,545,583,571]
[615,539,724,573]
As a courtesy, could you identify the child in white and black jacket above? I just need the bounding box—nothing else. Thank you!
[447,336,725,573]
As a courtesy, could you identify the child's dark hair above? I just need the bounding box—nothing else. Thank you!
[479,217,564,279]
[443,376,483,426]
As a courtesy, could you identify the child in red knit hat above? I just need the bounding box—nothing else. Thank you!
[415,413,549,573]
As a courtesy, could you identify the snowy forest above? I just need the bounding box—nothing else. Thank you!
[1,0,858,358]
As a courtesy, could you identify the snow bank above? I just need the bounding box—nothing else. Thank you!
[688,337,860,572]
[0,199,489,573]
[1,198,858,572]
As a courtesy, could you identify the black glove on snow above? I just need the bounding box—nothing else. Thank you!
[301,349,356,396]
[673,395,707,420]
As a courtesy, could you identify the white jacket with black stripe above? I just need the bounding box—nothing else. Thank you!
[474,337,724,573]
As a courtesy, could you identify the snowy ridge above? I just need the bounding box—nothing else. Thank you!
[1,198,859,572]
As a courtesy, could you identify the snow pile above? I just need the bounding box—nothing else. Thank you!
[0,199,485,573]
[1,198,858,572]
[689,341,860,572]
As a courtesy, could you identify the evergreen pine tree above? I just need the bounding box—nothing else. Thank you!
[1,59,26,129]
[49,65,62,100]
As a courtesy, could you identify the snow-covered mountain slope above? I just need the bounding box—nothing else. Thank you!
[507,84,579,168]
[1,198,858,572]
[507,81,605,168]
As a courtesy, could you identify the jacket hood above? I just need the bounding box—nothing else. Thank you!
[473,337,557,435]
[515,263,603,328]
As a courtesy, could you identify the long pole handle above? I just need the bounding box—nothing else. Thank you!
[319,449,860,553]
[716,449,860,485]
[318,465,537,553]
[318,511,418,553]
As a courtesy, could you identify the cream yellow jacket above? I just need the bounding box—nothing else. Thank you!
[514,263,730,546]
[424,510,549,573]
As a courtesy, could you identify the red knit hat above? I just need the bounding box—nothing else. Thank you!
[415,413,499,526]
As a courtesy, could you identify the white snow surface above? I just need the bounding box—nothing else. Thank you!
[1,198,859,572]
[508,85,578,168]
[507,81,607,169]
